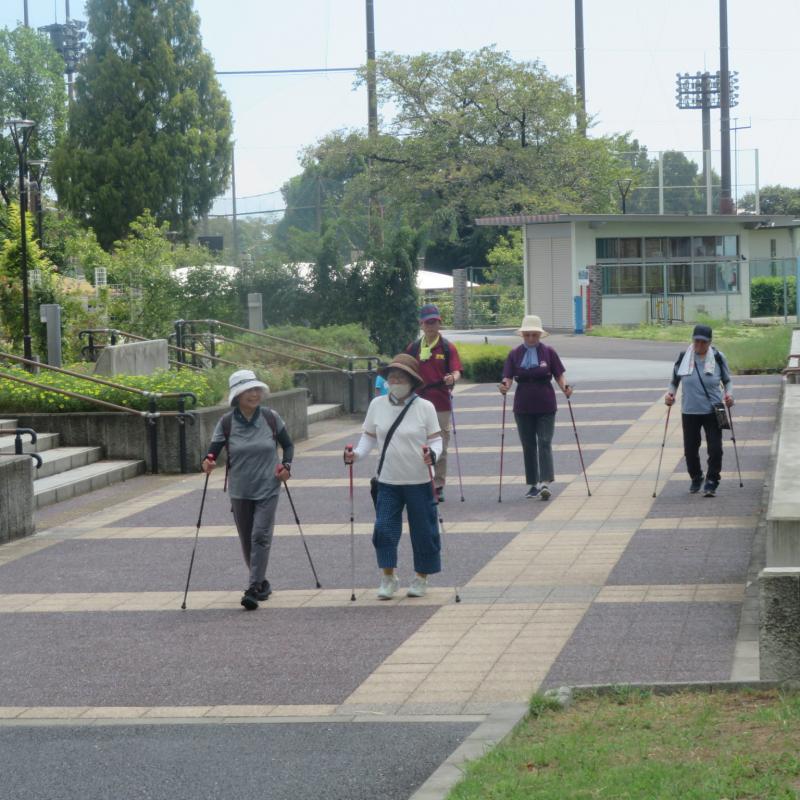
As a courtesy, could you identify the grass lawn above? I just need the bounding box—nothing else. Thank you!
[587,320,793,373]
[449,688,800,800]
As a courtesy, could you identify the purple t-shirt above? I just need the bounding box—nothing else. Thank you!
[502,343,565,415]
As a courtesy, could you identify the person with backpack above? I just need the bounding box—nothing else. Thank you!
[405,304,462,502]
[665,324,734,498]
[343,354,443,600]
[499,314,572,500]
[201,369,294,610]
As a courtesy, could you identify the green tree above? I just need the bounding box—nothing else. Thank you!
[740,185,800,216]
[0,25,67,203]
[51,0,232,248]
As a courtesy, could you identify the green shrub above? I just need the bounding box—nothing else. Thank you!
[750,276,797,317]
[457,342,512,383]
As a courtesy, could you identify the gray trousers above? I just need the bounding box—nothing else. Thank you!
[514,412,556,486]
[231,495,278,587]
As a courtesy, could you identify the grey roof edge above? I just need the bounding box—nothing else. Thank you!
[474,213,800,227]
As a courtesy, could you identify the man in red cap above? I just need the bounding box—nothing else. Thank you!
[406,304,462,501]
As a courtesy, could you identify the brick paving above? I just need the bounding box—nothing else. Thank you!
[0,371,781,798]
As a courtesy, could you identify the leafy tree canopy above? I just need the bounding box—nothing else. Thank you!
[51,0,233,249]
[0,25,67,202]
[272,47,633,271]
[740,185,800,216]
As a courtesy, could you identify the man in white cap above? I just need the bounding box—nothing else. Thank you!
[202,369,294,610]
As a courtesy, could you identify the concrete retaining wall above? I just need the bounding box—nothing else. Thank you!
[294,370,374,413]
[0,456,34,543]
[11,388,308,474]
[760,335,800,679]
[94,340,169,376]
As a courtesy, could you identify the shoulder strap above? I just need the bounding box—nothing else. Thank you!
[408,339,421,358]
[376,396,417,478]
[261,407,278,442]
[221,410,234,444]
[713,349,730,385]
[440,337,451,373]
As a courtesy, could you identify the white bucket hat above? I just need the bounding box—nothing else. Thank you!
[517,314,548,337]
[227,369,269,406]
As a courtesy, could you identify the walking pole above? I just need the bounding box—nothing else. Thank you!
[498,390,508,503]
[283,483,322,588]
[346,445,356,601]
[448,392,465,502]
[424,447,461,603]
[726,405,744,488]
[652,404,672,498]
[566,394,592,497]
[181,470,210,610]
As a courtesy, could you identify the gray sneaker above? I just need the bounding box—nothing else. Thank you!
[407,576,428,598]
[377,573,399,600]
[538,484,551,501]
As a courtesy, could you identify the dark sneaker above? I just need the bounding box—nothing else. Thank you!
[256,580,272,601]
[689,476,704,494]
[436,487,445,503]
[241,586,259,610]
[703,481,719,498]
[525,486,540,499]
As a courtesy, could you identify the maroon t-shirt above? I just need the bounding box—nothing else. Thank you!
[502,343,565,415]
[406,337,463,412]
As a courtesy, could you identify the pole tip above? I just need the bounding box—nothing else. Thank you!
[316,582,322,589]
[350,593,356,601]
[651,491,656,498]
[455,595,461,603]
[180,604,186,610]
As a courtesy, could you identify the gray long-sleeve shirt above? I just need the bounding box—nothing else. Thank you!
[668,349,732,415]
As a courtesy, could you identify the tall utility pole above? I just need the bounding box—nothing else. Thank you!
[719,0,733,213]
[23,0,29,26]
[574,0,587,135]
[231,146,239,268]
[365,0,378,139]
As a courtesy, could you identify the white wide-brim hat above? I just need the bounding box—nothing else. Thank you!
[228,369,269,405]
[517,314,548,337]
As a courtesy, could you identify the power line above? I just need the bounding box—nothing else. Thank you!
[215,67,359,76]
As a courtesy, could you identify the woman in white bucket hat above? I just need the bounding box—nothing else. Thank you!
[498,315,572,500]
[202,369,294,610]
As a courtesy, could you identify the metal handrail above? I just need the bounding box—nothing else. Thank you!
[181,318,356,362]
[0,351,197,405]
[184,332,348,373]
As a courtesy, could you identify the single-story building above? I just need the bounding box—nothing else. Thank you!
[475,213,800,329]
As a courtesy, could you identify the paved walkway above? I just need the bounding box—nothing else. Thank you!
[0,366,780,799]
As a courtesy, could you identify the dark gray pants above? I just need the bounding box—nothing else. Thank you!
[231,495,278,587]
[514,412,556,486]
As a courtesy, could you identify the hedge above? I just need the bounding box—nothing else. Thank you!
[750,276,797,317]
[457,343,513,383]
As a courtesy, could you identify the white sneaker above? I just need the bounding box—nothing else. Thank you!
[539,483,551,500]
[407,576,428,598]
[377,573,399,600]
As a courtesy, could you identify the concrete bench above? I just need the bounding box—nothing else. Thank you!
[759,381,800,679]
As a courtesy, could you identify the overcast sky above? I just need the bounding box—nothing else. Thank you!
[6,1,800,211]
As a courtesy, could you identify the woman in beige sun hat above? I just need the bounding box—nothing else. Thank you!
[499,315,572,500]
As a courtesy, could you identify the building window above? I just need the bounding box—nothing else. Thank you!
[620,238,642,259]
[770,239,777,258]
[669,263,692,293]
[693,262,738,293]
[596,238,619,259]
[602,264,643,295]
[645,264,664,294]
[670,237,692,258]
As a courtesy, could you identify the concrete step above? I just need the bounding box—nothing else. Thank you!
[307,403,344,424]
[0,419,18,431]
[34,446,103,479]
[34,460,145,509]
[0,431,60,454]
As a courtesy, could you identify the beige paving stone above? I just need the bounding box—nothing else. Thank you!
[19,707,90,719]
[268,705,337,717]
[344,690,414,705]
[204,705,276,717]
[694,584,745,601]
[0,707,26,719]
[144,706,212,718]
[81,707,150,719]
[373,663,435,675]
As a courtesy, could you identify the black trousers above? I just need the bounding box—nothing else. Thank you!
[681,412,722,483]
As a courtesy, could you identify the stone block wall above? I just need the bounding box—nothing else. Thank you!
[0,456,34,543]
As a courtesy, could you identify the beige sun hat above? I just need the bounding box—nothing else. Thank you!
[517,314,548,337]
[227,369,269,406]
[378,353,424,386]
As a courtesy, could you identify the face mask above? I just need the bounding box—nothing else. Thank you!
[388,382,412,401]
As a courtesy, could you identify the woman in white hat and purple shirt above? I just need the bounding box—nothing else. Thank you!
[201,369,294,610]
[499,315,572,500]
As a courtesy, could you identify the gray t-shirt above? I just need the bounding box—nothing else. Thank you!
[669,351,731,415]
[211,407,285,500]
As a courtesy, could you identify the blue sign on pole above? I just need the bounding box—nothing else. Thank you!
[574,296,584,334]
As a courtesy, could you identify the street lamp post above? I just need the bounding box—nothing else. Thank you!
[28,159,49,249]
[6,119,37,365]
